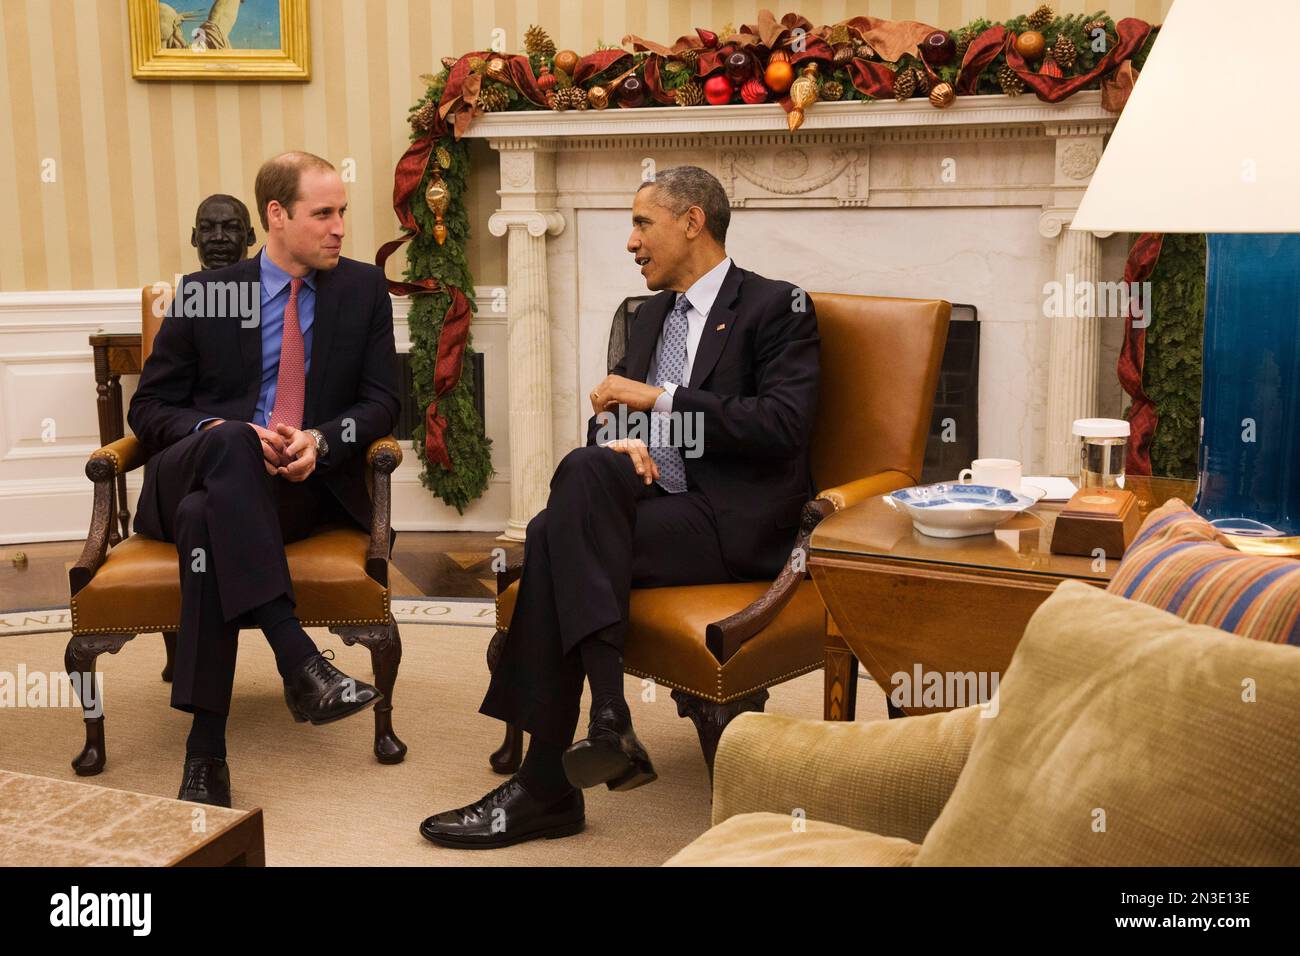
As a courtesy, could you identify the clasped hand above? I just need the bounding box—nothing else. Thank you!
[203,420,316,481]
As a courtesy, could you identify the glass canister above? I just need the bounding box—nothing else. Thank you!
[1072,418,1130,490]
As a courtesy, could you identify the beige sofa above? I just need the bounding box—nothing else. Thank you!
[666,580,1300,866]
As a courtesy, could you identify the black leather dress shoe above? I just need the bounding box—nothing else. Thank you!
[419,776,585,849]
[177,755,232,808]
[562,701,658,792]
[283,650,382,725]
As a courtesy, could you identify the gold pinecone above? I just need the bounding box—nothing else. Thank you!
[477,84,509,113]
[892,67,916,101]
[524,24,556,56]
[411,99,437,133]
[674,81,704,106]
[1084,19,1108,35]
[550,85,588,111]
[910,66,930,95]
[955,30,974,60]
[1052,35,1077,71]
[820,79,845,101]
[997,64,1025,96]
[678,48,700,72]
[832,44,853,65]
[1027,4,1054,30]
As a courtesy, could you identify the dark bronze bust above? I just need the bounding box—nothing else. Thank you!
[192,194,256,270]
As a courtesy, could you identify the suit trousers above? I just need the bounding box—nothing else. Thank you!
[133,421,346,715]
[480,444,739,747]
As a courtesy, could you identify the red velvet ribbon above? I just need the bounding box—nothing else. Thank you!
[573,49,632,85]
[1005,18,1152,102]
[1118,233,1165,476]
[955,26,1007,94]
[847,58,896,98]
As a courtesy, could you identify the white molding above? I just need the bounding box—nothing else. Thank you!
[465,92,1114,140]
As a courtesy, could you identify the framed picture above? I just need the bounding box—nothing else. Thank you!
[128,0,310,81]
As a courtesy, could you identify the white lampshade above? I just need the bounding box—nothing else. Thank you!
[1071,0,1300,234]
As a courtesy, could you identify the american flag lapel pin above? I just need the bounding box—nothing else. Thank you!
[715,323,726,331]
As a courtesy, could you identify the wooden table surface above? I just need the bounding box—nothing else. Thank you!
[810,476,1198,719]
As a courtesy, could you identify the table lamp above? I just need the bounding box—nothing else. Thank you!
[1071,0,1300,555]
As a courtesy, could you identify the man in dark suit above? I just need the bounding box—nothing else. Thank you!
[421,166,819,849]
[128,151,400,808]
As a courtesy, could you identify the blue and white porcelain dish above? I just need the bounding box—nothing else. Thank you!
[886,483,1038,538]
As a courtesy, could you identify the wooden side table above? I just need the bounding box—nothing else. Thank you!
[89,333,142,545]
[810,476,1198,719]
[0,769,264,866]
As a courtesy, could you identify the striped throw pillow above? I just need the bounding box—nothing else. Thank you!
[1107,498,1300,645]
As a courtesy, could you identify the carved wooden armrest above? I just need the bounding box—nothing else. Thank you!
[702,470,920,664]
[364,436,402,586]
[705,498,837,664]
[70,436,149,597]
[816,470,915,512]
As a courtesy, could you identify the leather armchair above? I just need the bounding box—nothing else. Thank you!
[486,293,951,778]
[64,286,407,776]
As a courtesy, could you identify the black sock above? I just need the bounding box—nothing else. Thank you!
[580,632,627,715]
[186,709,228,760]
[518,736,571,801]
[254,595,317,678]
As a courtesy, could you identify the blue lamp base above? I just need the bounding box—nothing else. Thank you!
[1193,233,1300,555]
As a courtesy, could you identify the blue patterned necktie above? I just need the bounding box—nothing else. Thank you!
[648,294,691,493]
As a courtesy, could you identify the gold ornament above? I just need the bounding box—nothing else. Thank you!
[929,81,955,108]
[425,177,450,245]
[554,49,580,75]
[787,65,819,131]
[524,24,556,56]
[587,84,609,109]
[435,146,451,169]
[485,57,510,84]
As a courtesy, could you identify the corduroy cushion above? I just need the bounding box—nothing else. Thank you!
[1107,498,1300,644]
[914,580,1300,866]
[664,812,920,867]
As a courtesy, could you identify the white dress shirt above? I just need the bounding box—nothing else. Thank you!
[648,256,733,413]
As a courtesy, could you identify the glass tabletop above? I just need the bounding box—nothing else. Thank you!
[809,475,1199,581]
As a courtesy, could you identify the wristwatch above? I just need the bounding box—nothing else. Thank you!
[306,428,329,458]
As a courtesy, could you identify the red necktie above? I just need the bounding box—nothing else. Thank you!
[268,277,305,430]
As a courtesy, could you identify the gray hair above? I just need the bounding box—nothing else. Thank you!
[637,165,730,244]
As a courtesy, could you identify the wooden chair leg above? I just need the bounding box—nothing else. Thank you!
[161,631,177,683]
[824,627,858,721]
[64,632,136,776]
[332,621,407,765]
[486,628,523,774]
[672,688,770,780]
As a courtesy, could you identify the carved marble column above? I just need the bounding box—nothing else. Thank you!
[488,139,564,540]
[1040,128,1112,476]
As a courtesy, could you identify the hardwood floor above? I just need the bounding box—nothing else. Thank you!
[0,532,522,613]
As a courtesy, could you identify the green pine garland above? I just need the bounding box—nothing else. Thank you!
[1142,234,1206,479]
[402,80,493,513]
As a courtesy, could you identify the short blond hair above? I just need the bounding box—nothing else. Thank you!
[254,151,335,230]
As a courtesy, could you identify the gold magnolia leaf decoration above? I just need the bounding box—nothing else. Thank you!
[435,145,452,169]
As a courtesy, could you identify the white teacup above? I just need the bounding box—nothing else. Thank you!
[958,458,1022,492]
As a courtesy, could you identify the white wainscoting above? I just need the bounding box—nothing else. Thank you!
[0,287,511,544]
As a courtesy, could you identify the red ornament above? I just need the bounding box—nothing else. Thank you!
[921,30,956,67]
[740,78,768,104]
[725,49,752,83]
[704,74,734,105]
[617,74,646,108]
[536,63,557,93]
[696,28,719,49]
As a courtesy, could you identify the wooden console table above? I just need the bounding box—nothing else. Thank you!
[89,332,142,545]
[811,476,1198,720]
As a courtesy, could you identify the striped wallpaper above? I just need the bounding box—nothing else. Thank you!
[0,0,1173,293]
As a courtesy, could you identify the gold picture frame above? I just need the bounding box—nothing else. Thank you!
[128,0,310,81]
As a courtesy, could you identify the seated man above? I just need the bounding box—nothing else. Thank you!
[421,165,820,849]
[128,150,401,808]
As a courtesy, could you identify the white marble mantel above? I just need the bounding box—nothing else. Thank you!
[464,92,1127,538]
